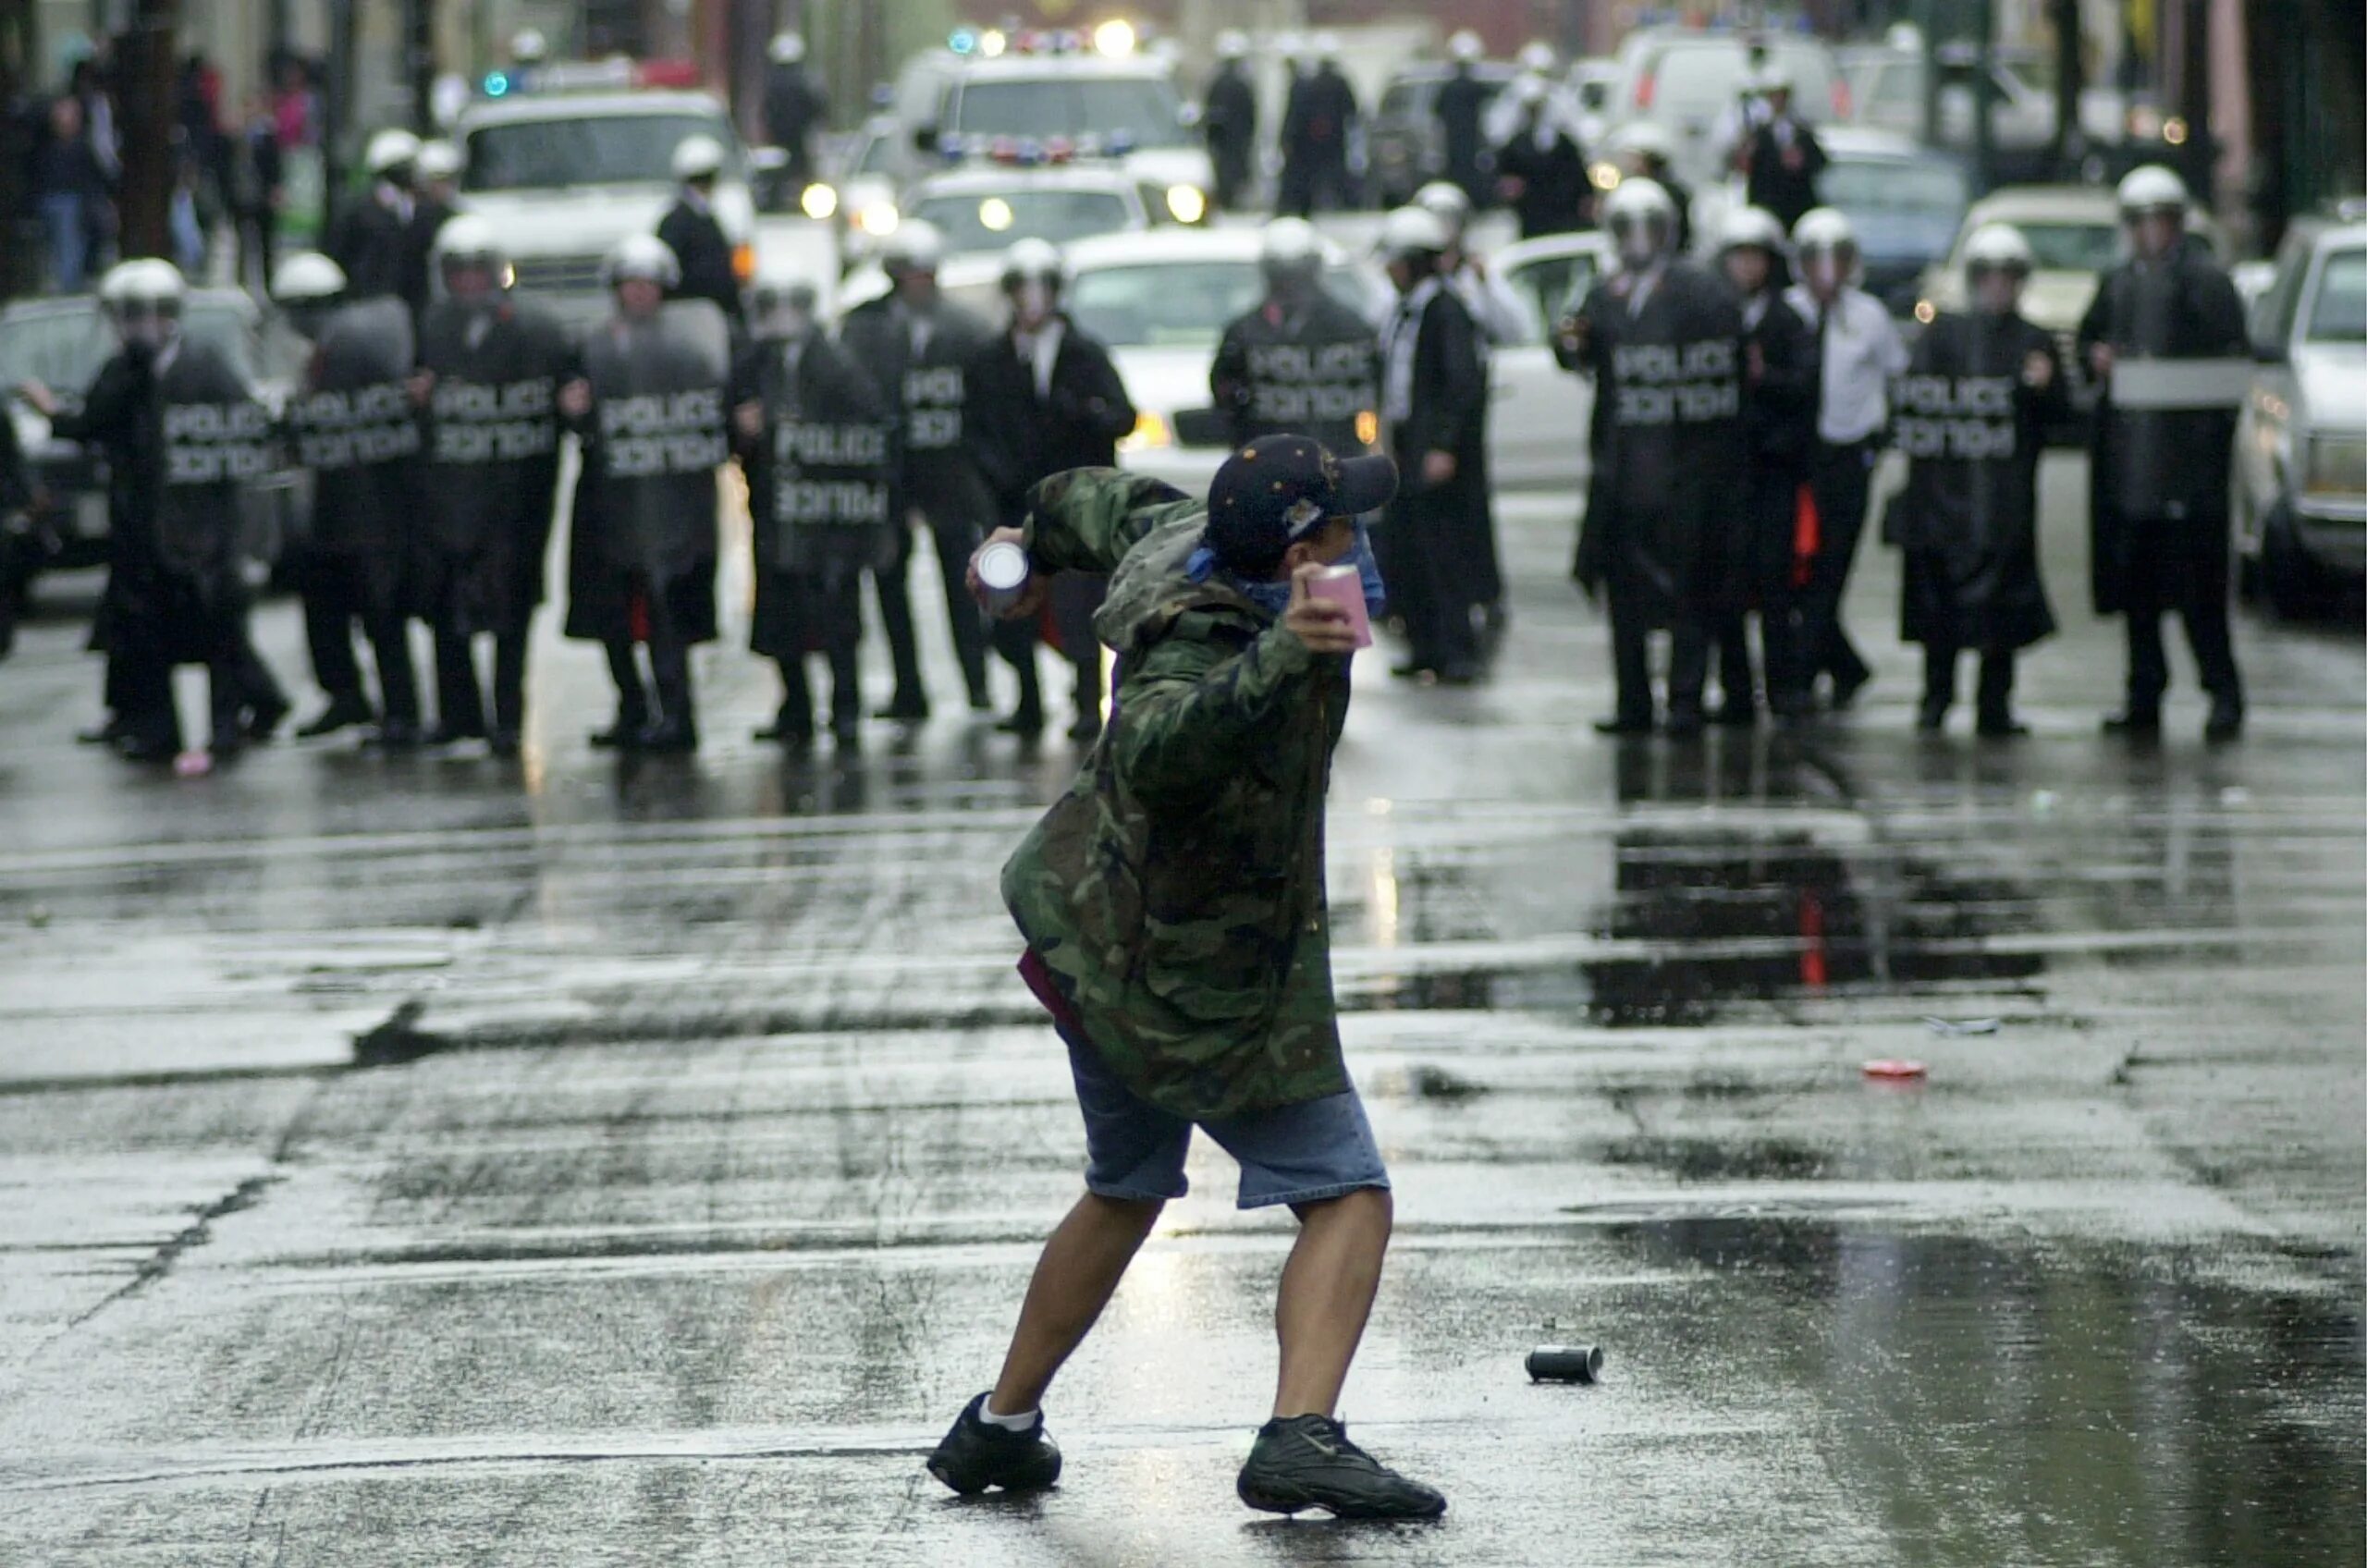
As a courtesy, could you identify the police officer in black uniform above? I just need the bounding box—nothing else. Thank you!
[1201,31,1258,213]
[656,135,742,327]
[762,34,828,188]
[839,219,997,719]
[325,129,420,306]
[1211,216,1378,454]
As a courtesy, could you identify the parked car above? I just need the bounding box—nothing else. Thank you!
[1809,128,1970,313]
[900,164,1157,263]
[1367,60,1517,209]
[1603,28,1848,190]
[0,289,302,613]
[2235,214,2367,616]
[1839,40,2170,188]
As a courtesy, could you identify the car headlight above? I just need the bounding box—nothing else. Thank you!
[1118,410,1171,451]
[1164,184,1208,224]
[800,183,840,220]
[2306,432,2367,498]
[852,202,900,237]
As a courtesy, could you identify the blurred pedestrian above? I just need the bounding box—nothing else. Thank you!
[410,216,570,756]
[1434,31,1492,211]
[927,442,1444,1523]
[1201,31,1257,213]
[1278,34,1359,217]
[228,92,283,295]
[1740,67,1826,234]
[733,272,893,750]
[2079,165,2250,741]
[1377,203,1486,684]
[1886,224,2067,737]
[656,136,742,326]
[1210,216,1379,454]
[32,94,110,292]
[1493,74,1590,239]
[325,129,419,304]
[963,239,1136,741]
[272,55,317,151]
[21,261,276,762]
[273,251,425,746]
[1715,205,1818,723]
[1604,123,1692,254]
[1786,207,1905,714]
[761,33,826,188]
[838,219,999,719]
[1564,179,1748,736]
[166,142,206,276]
[561,236,731,753]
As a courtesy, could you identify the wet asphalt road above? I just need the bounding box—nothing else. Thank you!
[0,453,2361,1566]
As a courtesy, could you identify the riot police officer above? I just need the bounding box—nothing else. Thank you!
[1603,123,1692,255]
[1563,178,1748,735]
[1279,33,1360,217]
[657,136,742,326]
[1435,31,1493,211]
[762,34,828,189]
[560,235,732,753]
[2079,165,2250,741]
[838,219,998,719]
[963,239,1136,741]
[274,249,426,745]
[1201,31,1258,213]
[1210,217,1379,454]
[326,129,420,306]
[734,272,893,750]
[410,214,570,756]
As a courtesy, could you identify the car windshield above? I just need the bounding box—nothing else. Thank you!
[950,78,1189,149]
[463,113,738,191]
[1065,261,1380,348]
[1821,157,1967,215]
[2306,249,2367,344]
[0,300,257,393]
[1643,42,1837,120]
[2002,220,2120,273]
[911,189,1134,253]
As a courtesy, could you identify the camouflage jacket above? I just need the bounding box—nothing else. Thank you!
[1001,467,1352,1121]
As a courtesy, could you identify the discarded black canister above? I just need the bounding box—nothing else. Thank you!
[1527,1344,1605,1384]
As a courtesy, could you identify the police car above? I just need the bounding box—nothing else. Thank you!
[900,164,1158,263]
[885,26,1215,230]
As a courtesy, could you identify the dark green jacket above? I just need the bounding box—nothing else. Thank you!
[1001,467,1352,1121]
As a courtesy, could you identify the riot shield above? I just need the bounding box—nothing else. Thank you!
[418,300,565,554]
[582,299,730,579]
[764,345,890,573]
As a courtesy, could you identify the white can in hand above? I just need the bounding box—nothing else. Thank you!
[975,539,1032,616]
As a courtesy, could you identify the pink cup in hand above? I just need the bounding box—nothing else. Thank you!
[1307,563,1372,650]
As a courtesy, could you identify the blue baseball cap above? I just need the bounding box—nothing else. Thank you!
[1205,435,1396,571]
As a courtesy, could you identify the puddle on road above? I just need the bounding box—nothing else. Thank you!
[1611,1216,2365,1567]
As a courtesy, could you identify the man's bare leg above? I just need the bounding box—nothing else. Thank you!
[988,1192,1164,1415]
[1272,1186,1393,1418]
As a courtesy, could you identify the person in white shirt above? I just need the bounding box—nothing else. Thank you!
[1784,206,1907,712]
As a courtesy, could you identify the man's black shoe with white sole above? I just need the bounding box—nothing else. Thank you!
[1236,1415,1446,1520]
[926,1393,1062,1497]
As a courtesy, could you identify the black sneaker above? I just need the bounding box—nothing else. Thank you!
[1236,1415,1446,1520]
[926,1393,1062,1497]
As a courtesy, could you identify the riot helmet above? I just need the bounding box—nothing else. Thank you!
[1601,178,1678,271]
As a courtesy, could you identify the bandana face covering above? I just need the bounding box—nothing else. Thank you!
[1184,521,1387,620]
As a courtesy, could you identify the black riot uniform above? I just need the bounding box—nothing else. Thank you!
[839,288,999,716]
[325,184,413,304]
[1742,114,1826,234]
[287,297,424,742]
[1202,59,1258,212]
[1435,64,1493,211]
[963,311,1136,739]
[1379,271,1488,680]
[1571,263,1748,732]
[53,337,277,757]
[2078,234,2250,735]
[656,192,742,326]
[1279,61,1359,217]
[563,299,732,751]
[762,62,827,187]
[1209,290,1379,453]
[412,294,569,751]
[1730,276,1819,719]
[1886,309,2068,733]
[1494,105,1590,239]
[734,323,893,745]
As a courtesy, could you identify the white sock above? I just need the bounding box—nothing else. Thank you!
[977,1402,1037,1431]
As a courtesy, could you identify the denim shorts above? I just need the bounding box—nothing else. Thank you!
[1060,1027,1390,1210]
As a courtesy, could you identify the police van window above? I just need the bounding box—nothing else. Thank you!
[909,190,1134,252]
[2307,250,2367,344]
[949,78,1190,148]
[464,114,740,191]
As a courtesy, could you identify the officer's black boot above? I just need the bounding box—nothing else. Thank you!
[591,639,650,748]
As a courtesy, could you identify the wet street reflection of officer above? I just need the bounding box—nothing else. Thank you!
[561,235,732,753]
[1883,224,2067,738]
[838,220,997,720]
[1564,178,1748,736]
[409,214,569,756]
[963,239,1136,741]
[734,273,892,751]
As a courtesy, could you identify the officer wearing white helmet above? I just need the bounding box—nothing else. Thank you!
[1212,217,1380,457]
[839,215,1000,719]
[326,128,422,305]
[1436,30,1493,210]
[25,255,284,760]
[1376,204,1487,682]
[656,134,742,324]
[414,140,460,200]
[1518,42,1557,75]
[268,249,346,339]
[406,140,463,312]
[968,239,1136,739]
[1202,29,1258,210]
[1714,204,1818,722]
[412,211,569,757]
[1738,59,1825,231]
[1495,71,1590,240]
[1564,177,1748,734]
[1279,31,1360,215]
[1605,121,1692,251]
[1887,220,2067,738]
[2079,163,2248,740]
[509,28,546,67]
[1783,205,1906,714]
[762,31,827,186]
